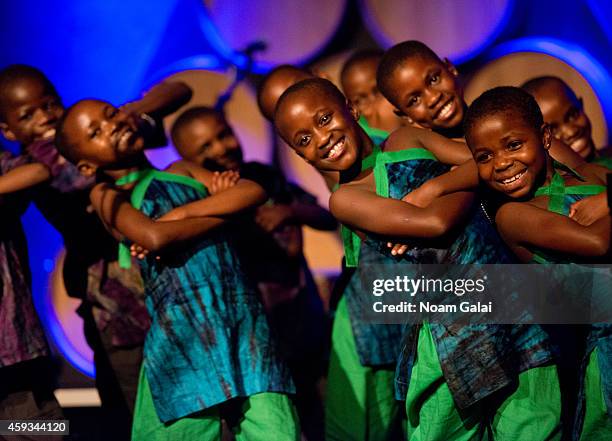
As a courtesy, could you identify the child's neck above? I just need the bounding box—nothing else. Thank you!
[105,154,152,189]
[339,126,374,184]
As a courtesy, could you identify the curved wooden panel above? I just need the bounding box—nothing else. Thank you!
[359,0,513,63]
[464,52,608,148]
[203,0,347,66]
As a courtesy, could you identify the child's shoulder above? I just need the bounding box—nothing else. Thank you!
[382,126,423,153]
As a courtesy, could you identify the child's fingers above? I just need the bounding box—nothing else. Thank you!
[390,244,409,255]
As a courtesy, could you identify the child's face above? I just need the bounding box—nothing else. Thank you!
[342,58,402,133]
[175,114,243,171]
[384,57,463,131]
[63,99,145,172]
[468,111,549,199]
[0,77,63,146]
[531,82,594,159]
[275,90,361,172]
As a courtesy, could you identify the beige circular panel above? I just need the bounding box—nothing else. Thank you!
[146,69,273,169]
[360,0,512,62]
[464,52,608,147]
[203,0,347,65]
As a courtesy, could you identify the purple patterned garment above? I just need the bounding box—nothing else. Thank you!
[26,139,149,347]
[0,151,50,367]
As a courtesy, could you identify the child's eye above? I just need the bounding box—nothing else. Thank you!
[428,74,440,85]
[90,128,101,139]
[298,135,311,147]
[476,152,491,163]
[508,140,522,150]
[19,112,33,121]
[319,114,331,125]
[407,96,419,107]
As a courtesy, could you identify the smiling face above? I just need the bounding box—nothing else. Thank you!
[62,99,145,172]
[530,81,594,159]
[275,86,361,172]
[467,110,550,199]
[384,57,463,131]
[342,57,402,133]
[173,113,243,171]
[0,77,64,146]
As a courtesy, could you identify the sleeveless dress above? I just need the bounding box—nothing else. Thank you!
[118,169,294,423]
[364,147,556,409]
[529,168,612,440]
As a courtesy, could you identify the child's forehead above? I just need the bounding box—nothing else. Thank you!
[2,77,55,104]
[535,81,577,106]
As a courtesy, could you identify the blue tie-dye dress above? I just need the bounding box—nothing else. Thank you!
[126,169,294,423]
[368,148,557,409]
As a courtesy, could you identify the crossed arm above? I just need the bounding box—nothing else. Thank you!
[496,202,610,262]
[330,182,474,239]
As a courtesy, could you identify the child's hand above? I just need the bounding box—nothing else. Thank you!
[386,241,411,256]
[401,181,440,208]
[130,243,149,260]
[255,204,293,233]
[569,193,610,226]
[210,170,240,195]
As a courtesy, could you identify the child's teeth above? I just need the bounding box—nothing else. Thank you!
[438,102,452,119]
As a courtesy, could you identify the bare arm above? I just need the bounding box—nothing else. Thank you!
[549,138,586,169]
[402,160,479,208]
[0,163,50,194]
[161,161,267,220]
[122,81,192,120]
[330,184,474,239]
[496,202,610,261]
[90,183,226,253]
[385,126,471,165]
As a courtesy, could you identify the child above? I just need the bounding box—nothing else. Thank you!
[275,78,559,440]
[0,151,63,439]
[55,98,299,440]
[376,40,586,169]
[171,105,336,440]
[0,64,189,437]
[522,76,611,164]
[522,77,611,227]
[464,86,611,440]
[340,50,404,144]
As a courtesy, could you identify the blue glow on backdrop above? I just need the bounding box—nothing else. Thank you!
[0,0,610,378]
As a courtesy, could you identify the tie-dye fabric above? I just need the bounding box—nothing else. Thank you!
[133,172,294,423]
[25,139,149,347]
[370,149,557,409]
[528,182,612,438]
[0,151,50,367]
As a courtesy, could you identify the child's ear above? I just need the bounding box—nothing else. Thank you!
[443,58,459,78]
[346,99,360,121]
[0,122,17,142]
[76,160,98,177]
[541,124,552,150]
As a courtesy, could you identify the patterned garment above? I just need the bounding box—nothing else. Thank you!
[131,170,294,423]
[528,177,612,437]
[369,148,557,409]
[0,151,50,367]
[25,139,149,347]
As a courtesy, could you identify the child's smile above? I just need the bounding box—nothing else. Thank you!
[385,58,463,130]
[275,89,360,172]
[468,111,548,199]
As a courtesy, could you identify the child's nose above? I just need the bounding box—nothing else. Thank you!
[493,155,512,171]
[425,89,442,109]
